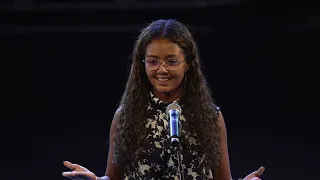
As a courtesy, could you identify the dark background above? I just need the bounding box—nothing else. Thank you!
[2,0,318,180]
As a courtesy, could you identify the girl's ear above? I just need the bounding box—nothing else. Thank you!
[185,63,189,72]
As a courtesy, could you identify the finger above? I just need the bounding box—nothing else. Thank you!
[255,166,265,177]
[62,171,91,177]
[62,171,76,177]
[252,178,261,180]
[63,161,78,170]
[62,171,77,180]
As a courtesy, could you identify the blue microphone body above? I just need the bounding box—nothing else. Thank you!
[166,101,182,147]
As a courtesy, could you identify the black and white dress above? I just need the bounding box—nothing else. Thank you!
[123,92,220,180]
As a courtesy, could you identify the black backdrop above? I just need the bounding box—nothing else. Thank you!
[3,1,318,180]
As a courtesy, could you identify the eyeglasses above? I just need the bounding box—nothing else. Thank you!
[142,57,185,71]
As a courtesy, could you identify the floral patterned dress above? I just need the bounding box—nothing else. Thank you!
[123,93,220,180]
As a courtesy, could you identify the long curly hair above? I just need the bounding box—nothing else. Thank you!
[113,19,221,173]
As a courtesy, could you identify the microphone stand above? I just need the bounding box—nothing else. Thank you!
[171,138,185,180]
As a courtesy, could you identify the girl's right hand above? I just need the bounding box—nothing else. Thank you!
[62,161,97,180]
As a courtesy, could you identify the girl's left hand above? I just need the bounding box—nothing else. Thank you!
[242,166,265,180]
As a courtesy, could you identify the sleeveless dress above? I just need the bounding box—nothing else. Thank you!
[123,92,220,180]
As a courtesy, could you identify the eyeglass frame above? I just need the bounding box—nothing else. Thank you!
[142,56,186,71]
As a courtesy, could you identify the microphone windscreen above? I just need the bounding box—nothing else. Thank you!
[166,101,182,115]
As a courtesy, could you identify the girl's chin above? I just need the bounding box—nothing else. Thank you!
[154,87,172,93]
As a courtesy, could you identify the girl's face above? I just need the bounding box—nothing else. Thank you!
[144,38,188,100]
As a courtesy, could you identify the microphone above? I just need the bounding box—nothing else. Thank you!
[166,101,182,147]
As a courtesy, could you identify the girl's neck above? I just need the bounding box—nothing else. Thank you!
[153,87,182,102]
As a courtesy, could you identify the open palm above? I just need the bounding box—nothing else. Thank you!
[62,161,97,180]
[243,166,265,180]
